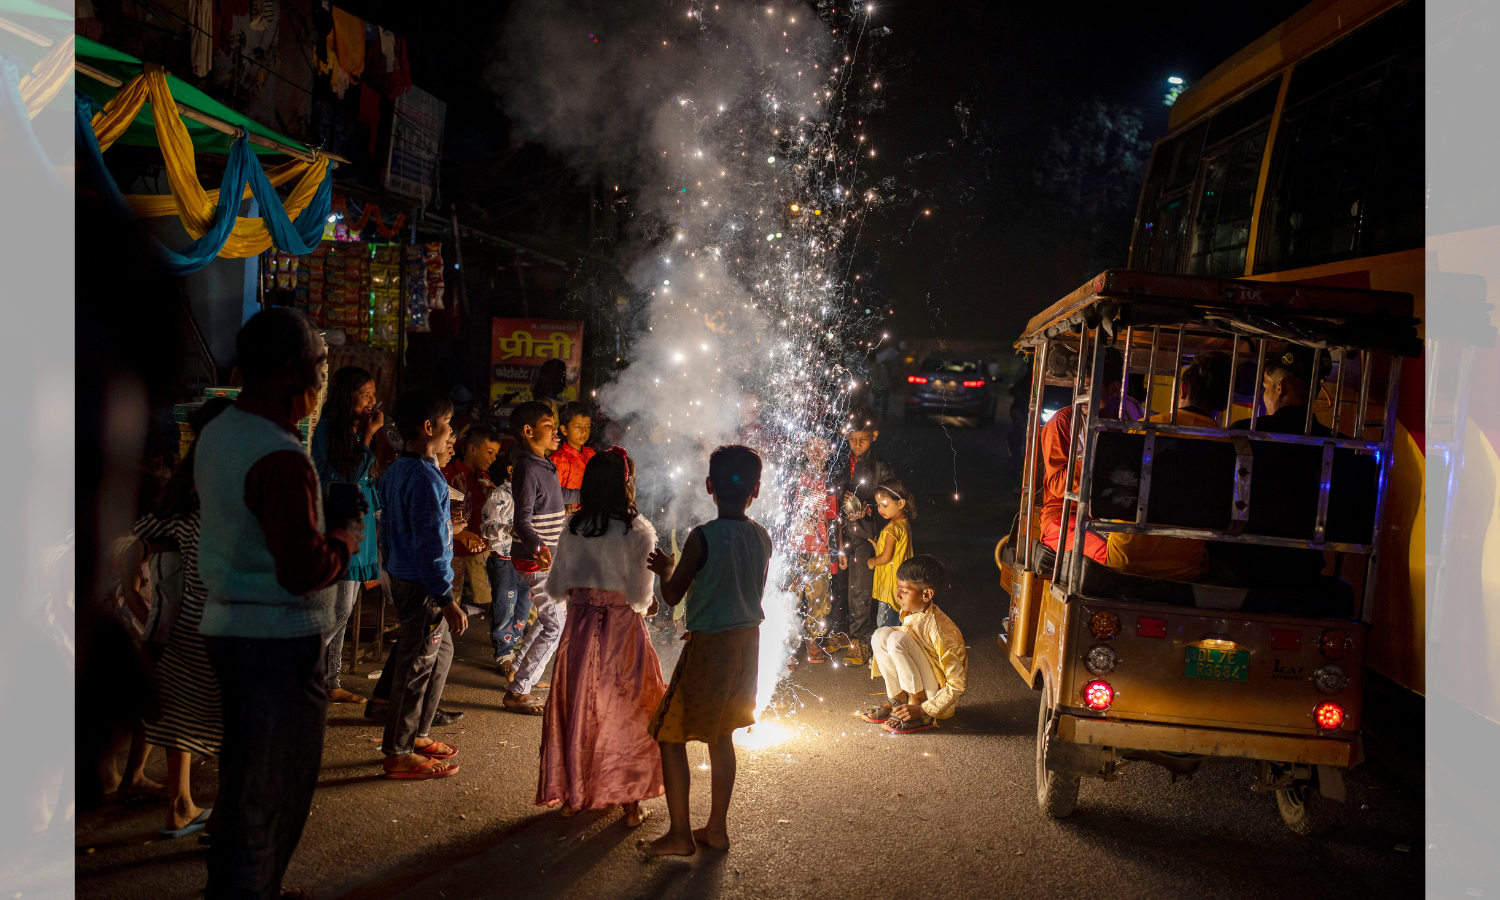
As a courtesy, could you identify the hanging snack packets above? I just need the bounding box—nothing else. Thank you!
[424,241,445,310]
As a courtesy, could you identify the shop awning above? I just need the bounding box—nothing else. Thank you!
[75,35,311,158]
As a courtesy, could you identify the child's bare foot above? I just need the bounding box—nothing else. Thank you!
[623,802,648,828]
[327,687,364,703]
[640,831,697,857]
[559,805,579,818]
[120,775,165,796]
[691,825,730,850]
[165,800,205,831]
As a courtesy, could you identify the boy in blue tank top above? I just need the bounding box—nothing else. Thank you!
[643,445,771,857]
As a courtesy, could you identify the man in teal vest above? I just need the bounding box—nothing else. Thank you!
[196,308,364,900]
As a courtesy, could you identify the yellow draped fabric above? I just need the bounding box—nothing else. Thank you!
[89,66,328,258]
[18,34,74,119]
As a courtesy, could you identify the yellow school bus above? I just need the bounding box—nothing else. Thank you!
[1126,0,1426,731]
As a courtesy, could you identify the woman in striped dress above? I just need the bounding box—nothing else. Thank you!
[129,398,232,838]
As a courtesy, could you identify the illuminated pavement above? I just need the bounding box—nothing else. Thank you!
[76,416,1428,900]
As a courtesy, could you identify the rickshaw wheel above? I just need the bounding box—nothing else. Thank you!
[1035,675,1080,818]
[1275,781,1336,836]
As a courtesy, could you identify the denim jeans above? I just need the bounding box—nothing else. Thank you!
[323,580,361,690]
[875,601,901,629]
[487,555,532,662]
[205,634,326,900]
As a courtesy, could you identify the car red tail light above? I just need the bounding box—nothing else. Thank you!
[1082,680,1114,711]
[1314,701,1344,730]
[1270,630,1301,651]
[1137,617,1167,638]
[961,380,985,388]
[1318,629,1350,660]
[907,375,928,384]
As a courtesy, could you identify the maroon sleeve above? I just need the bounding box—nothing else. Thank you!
[244,450,359,595]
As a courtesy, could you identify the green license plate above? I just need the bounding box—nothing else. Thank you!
[1184,646,1250,682]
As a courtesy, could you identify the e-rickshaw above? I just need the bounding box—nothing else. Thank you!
[996,270,1420,834]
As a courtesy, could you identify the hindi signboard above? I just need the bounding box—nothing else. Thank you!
[490,317,584,408]
[383,87,446,204]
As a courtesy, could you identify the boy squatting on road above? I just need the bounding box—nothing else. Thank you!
[860,555,968,734]
[642,445,772,857]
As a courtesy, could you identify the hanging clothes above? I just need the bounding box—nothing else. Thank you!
[385,36,412,98]
[379,27,396,72]
[188,0,213,77]
[215,0,251,57]
[329,6,365,78]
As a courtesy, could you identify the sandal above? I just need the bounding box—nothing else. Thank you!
[859,704,893,723]
[883,714,936,734]
[503,693,545,716]
[384,757,460,780]
[415,740,457,759]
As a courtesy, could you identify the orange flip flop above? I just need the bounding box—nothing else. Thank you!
[416,740,457,759]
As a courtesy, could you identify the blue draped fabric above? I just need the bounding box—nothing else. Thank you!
[0,54,63,191]
[75,92,332,274]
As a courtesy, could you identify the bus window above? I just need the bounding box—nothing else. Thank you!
[1131,123,1205,272]
[1253,2,1423,274]
[1188,127,1267,276]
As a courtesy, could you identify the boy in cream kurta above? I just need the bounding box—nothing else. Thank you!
[861,554,968,734]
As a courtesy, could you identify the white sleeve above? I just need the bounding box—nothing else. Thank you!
[545,529,575,599]
[480,490,503,546]
[626,517,658,613]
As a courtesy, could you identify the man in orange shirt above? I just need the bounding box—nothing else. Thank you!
[1037,346,1141,565]
[549,402,595,512]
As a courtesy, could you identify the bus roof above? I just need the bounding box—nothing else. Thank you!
[1018,270,1419,356]
[1169,0,1403,131]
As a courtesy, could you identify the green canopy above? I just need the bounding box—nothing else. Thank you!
[76,35,310,157]
[0,0,70,21]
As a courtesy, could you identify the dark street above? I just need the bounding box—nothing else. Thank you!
[77,409,1427,900]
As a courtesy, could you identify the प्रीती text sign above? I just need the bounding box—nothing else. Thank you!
[490,318,584,405]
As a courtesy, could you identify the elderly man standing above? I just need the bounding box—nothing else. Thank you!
[195,308,364,900]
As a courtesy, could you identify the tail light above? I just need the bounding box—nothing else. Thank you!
[1084,644,1117,675]
[1313,701,1345,730]
[962,380,985,388]
[1137,616,1167,638]
[1318,629,1351,660]
[1082,680,1115,710]
[1312,664,1348,695]
[1270,630,1301,650]
[1088,610,1120,641]
[907,375,928,384]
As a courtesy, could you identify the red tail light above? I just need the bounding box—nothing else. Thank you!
[1137,617,1167,638]
[1082,680,1114,710]
[962,380,985,388]
[1318,629,1350,660]
[907,375,928,384]
[1314,701,1344,730]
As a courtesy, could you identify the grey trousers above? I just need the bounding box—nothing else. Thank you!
[509,570,564,696]
[847,539,877,643]
[380,576,454,756]
[323,580,361,691]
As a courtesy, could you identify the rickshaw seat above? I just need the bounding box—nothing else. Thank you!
[1090,431,1379,545]
[1075,557,1356,618]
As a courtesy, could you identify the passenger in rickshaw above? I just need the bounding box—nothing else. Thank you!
[1039,345,1143,563]
[1105,350,1232,581]
[1213,345,1335,588]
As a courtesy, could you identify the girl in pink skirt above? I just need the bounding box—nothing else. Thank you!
[538,450,665,826]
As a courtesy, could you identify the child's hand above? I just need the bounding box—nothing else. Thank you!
[867,558,878,570]
[442,600,468,637]
[892,702,925,722]
[867,537,878,550]
[536,546,554,571]
[647,548,674,579]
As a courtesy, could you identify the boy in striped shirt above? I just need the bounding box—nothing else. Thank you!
[503,401,567,714]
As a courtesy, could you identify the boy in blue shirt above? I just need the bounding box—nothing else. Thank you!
[377,388,469,780]
[644,445,772,857]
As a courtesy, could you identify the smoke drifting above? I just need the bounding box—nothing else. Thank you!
[490,1,880,708]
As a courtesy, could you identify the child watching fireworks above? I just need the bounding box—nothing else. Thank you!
[504,401,567,715]
[482,445,532,678]
[550,401,595,511]
[841,412,895,666]
[860,555,967,734]
[866,479,915,630]
[643,445,772,857]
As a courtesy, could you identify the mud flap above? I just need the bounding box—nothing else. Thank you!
[1315,764,1347,803]
[1045,740,1114,779]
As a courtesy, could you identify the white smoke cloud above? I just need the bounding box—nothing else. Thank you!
[491,1,877,710]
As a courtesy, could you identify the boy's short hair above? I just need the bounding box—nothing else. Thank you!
[462,424,502,452]
[510,401,555,438]
[846,407,881,434]
[896,554,945,590]
[1181,351,1232,412]
[392,388,453,442]
[708,444,762,506]
[559,401,592,426]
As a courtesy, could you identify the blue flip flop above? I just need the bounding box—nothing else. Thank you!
[159,808,211,840]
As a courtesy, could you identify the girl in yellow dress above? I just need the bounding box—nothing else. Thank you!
[866,479,915,630]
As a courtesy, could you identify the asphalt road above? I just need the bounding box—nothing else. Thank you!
[76,412,1431,900]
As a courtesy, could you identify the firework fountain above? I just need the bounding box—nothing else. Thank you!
[491,1,887,715]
